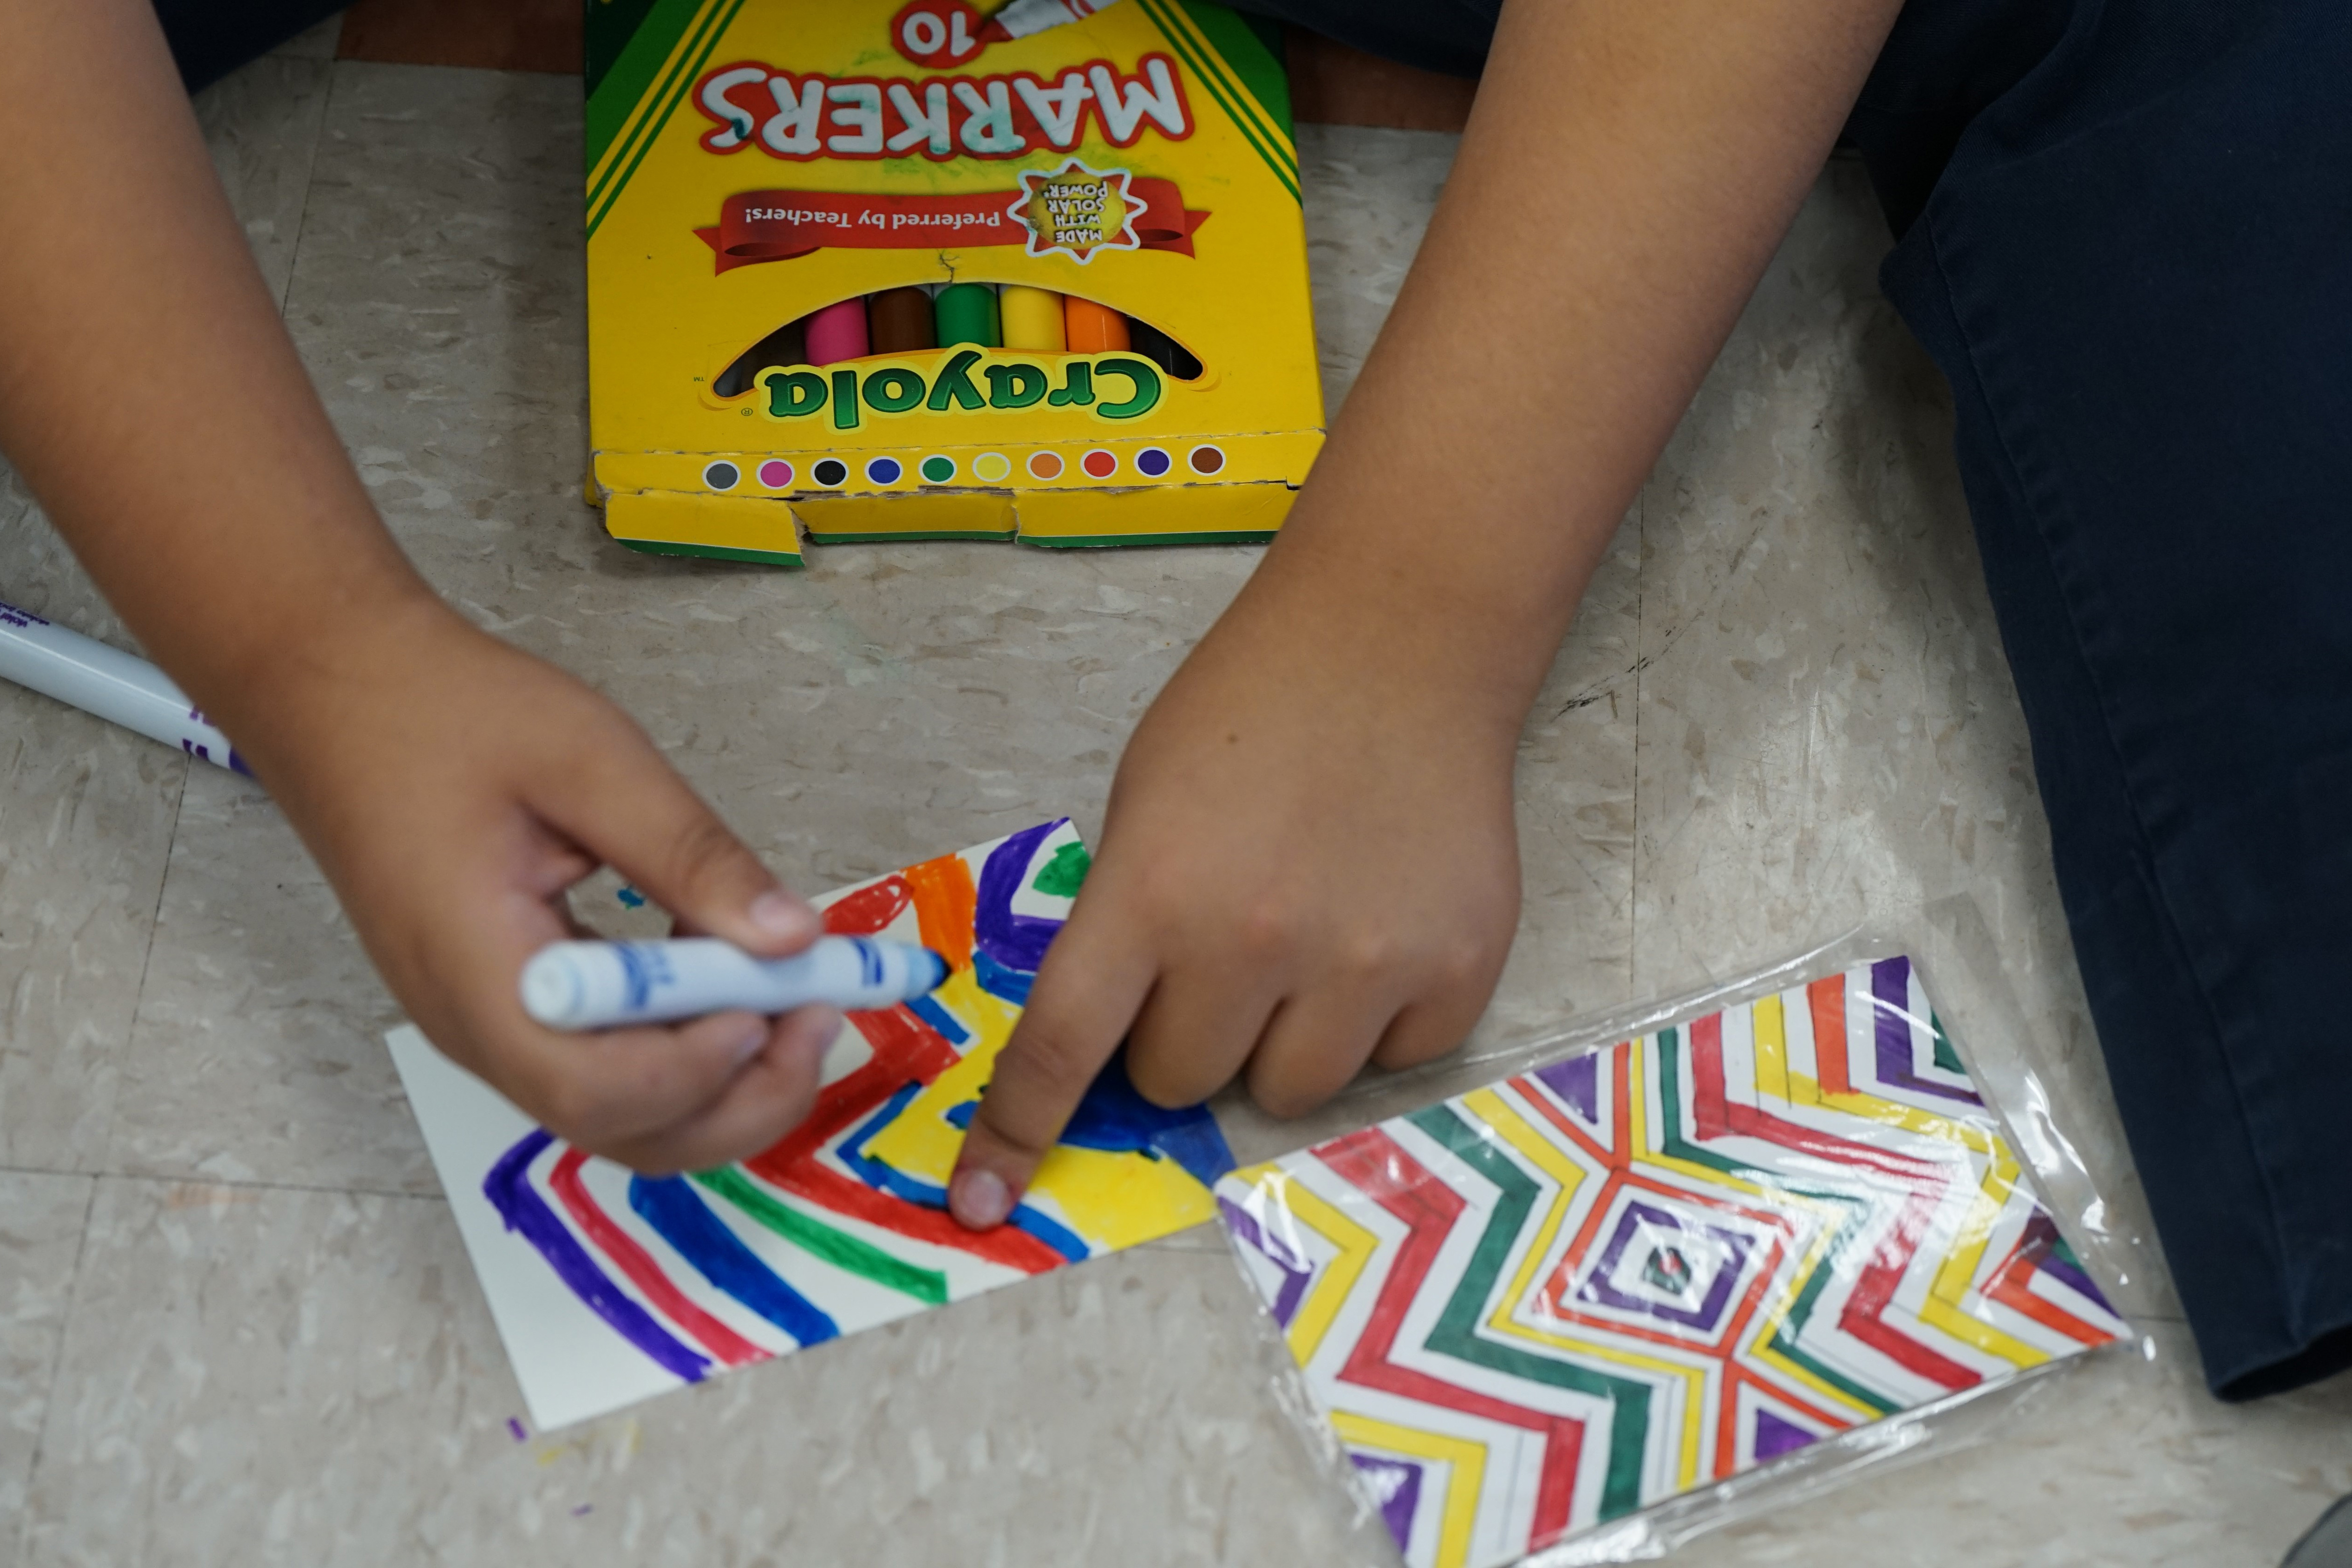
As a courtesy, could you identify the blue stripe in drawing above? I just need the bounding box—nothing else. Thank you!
[945,1047,1236,1190]
[482,1130,711,1382]
[839,1083,1093,1264]
[973,820,1066,974]
[904,993,971,1046]
[626,1175,839,1348]
[972,951,1033,1007]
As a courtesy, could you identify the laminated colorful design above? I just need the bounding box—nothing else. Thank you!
[1214,959,2125,1568]
[389,820,1235,1429]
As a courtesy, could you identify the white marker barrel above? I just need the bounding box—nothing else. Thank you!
[520,936,949,1031]
[0,599,246,773]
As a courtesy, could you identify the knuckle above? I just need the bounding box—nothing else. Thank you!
[1249,1073,1323,1122]
[666,813,748,896]
[1124,1048,1207,1111]
[1431,936,1491,991]
[1006,1026,1100,1102]
[1233,896,1300,960]
[1336,927,1402,980]
[536,1077,613,1145]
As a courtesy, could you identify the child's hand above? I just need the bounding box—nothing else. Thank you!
[243,596,839,1176]
[945,575,1525,1228]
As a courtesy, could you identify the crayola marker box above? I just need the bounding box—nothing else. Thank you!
[584,0,1326,566]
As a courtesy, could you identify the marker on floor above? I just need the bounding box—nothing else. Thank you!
[713,317,808,397]
[0,599,248,773]
[934,282,1002,348]
[1125,319,1202,380]
[806,297,870,365]
[867,287,937,354]
[999,285,1067,352]
[1063,296,1130,353]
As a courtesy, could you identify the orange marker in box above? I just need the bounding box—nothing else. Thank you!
[1062,296,1130,354]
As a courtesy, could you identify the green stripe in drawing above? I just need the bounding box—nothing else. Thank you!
[1136,0,1299,201]
[1650,1029,1902,1418]
[1408,1103,1654,1522]
[588,0,750,238]
[691,1168,949,1304]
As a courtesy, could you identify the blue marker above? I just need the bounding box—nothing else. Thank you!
[520,936,949,1031]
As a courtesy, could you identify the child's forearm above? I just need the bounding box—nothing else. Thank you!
[948,0,1910,1221]
[1228,0,1904,730]
[0,0,433,754]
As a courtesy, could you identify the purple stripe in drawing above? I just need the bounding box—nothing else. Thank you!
[1869,957,1982,1106]
[1532,1054,1601,1124]
[1217,1196,1312,1329]
[1351,1453,1425,1553]
[973,819,1067,974]
[482,1130,712,1383]
[2020,1214,2111,1309]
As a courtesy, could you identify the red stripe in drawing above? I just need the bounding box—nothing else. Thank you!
[547,1149,770,1368]
[1319,1127,1588,1545]
[1687,1011,1981,1389]
[822,875,915,938]
[741,999,1065,1274]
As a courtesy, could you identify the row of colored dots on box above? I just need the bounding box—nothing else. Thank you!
[700,444,1228,492]
[713,283,1203,397]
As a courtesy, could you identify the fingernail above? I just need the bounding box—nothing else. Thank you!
[950,1168,1014,1230]
[730,1018,770,1065]
[749,891,817,942]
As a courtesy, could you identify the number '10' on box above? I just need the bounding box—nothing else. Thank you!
[584,0,1327,565]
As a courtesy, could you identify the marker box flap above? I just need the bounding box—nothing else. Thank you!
[585,0,1326,566]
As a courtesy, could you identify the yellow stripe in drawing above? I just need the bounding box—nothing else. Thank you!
[1331,1413,1485,1568]
[1258,1170,1378,1366]
[1468,1087,1711,1491]
[1752,991,2047,1365]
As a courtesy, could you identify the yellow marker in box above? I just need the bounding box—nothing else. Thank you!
[584,0,1326,564]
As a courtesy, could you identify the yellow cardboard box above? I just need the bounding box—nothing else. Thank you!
[585,0,1326,566]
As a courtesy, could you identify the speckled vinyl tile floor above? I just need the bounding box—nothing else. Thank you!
[0,25,2346,1568]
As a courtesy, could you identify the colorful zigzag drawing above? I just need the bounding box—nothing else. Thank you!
[1215,959,2124,1568]
[398,819,1235,1428]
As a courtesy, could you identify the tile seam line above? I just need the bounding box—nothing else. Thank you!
[0,1164,451,1202]
[271,53,344,317]
[1628,491,1644,994]
[14,1171,99,1562]
[89,756,193,1176]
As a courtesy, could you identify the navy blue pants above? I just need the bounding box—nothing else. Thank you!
[1254,0,2352,1402]
[172,0,2352,1398]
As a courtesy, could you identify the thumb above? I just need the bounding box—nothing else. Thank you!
[542,721,820,959]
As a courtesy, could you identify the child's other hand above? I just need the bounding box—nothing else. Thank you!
[945,577,1524,1228]
[243,596,838,1175]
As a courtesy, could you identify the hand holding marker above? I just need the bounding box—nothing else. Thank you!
[522,935,949,1031]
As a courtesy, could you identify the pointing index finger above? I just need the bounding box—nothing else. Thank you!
[947,898,1154,1230]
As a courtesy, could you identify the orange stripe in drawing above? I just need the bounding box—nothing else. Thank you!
[902,852,978,970]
